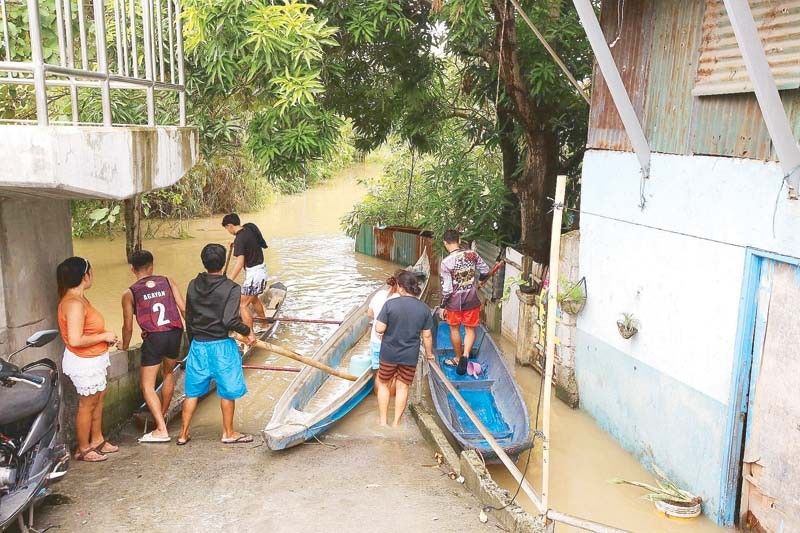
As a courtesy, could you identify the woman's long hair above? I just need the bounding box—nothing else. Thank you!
[56,257,90,298]
[395,270,421,297]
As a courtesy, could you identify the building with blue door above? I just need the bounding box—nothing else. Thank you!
[574,0,800,528]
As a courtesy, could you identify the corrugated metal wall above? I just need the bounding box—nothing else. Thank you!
[354,224,438,275]
[587,0,800,162]
[694,0,800,96]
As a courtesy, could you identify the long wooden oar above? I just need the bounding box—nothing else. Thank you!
[253,316,342,326]
[223,243,233,275]
[242,363,300,373]
[234,335,357,381]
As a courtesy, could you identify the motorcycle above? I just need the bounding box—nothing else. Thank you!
[0,330,69,533]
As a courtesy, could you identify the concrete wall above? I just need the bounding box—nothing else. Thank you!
[0,126,198,200]
[0,196,72,360]
[577,149,800,523]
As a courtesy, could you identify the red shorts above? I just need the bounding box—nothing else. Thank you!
[446,307,480,327]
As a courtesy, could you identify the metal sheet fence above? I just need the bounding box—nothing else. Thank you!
[354,224,438,275]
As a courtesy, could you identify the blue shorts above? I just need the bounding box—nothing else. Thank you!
[184,338,247,400]
[369,340,381,370]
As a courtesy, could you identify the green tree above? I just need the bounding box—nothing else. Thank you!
[182,0,341,183]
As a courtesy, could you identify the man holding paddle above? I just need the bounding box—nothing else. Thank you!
[222,213,269,329]
[177,243,257,446]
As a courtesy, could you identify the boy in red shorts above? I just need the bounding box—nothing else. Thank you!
[439,229,489,375]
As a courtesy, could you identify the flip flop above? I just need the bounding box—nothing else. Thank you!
[221,434,254,444]
[74,448,107,462]
[467,361,483,378]
[456,356,468,376]
[138,431,171,443]
[443,358,458,367]
[176,436,191,446]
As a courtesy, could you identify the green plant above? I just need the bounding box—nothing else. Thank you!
[502,275,532,302]
[557,276,586,314]
[611,466,701,505]
[616,313,640,339]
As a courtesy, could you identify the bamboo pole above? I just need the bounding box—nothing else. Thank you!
[234,335,358,381]
[541,175,566,510]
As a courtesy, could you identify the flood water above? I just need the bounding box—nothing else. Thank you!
[74,164,730,532]
[489,335,729,533]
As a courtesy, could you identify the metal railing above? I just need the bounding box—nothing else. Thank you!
[0,0,186,127]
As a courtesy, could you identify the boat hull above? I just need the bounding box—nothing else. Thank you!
[427,316,532,462]
[264,253,431,450]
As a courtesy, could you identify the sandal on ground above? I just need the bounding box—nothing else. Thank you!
[456,356,468,376]
[443,358,458,367]
[138,431,171,444]
[93,440,119,454]
[221,434,254,444]
[74,448,107,462]
[176,436,191,446]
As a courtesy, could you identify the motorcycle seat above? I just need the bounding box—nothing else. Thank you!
[0,369,52,425]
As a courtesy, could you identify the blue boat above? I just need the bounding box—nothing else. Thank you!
[427,316,532,461]
[263,254,431,450]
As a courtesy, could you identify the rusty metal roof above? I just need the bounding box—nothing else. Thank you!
[693,0,800,96]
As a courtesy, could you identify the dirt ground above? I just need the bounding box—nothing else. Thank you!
[33,396,495,533]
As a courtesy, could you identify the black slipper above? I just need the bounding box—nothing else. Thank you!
[456,356,468,376]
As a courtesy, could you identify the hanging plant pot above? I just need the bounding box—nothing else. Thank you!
[519,284,536,294]
[654,498,702,519]
[617,313,639,339]
[558,277,587,315]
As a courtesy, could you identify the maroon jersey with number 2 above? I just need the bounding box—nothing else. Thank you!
[129,275,182,336]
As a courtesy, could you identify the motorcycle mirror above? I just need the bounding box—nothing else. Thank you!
[26,329,59,348]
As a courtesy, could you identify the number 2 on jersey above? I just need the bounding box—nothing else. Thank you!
[153,302,171,326]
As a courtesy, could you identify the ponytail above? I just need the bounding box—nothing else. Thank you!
[56,257,90,298]
[396,270,422,297]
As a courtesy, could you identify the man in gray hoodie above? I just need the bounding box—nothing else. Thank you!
[177,243,256,446]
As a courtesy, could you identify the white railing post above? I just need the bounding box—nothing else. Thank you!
[174,0,185,126]
[25,0,48,125]
[140,0,155,125]
[93,0,112,126]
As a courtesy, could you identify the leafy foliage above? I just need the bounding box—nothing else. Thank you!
[342,126,510,246]
[183,0,342,182]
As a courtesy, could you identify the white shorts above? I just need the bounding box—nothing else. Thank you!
[242,264,268,296]
[62,348,110,396]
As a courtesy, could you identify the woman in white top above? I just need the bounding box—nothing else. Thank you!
[367,275,399,370]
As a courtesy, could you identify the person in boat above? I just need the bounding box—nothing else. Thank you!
[438,229,490,375]
[367,275,399,373]
[121,250,186,444]
[374,270,435,427]
[222,213,269,329]
[177,244,257,446]
[56,257,120,462]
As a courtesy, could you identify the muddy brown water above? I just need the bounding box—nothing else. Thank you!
[74,164,730,532]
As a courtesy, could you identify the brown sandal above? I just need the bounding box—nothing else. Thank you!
[93,440,119,454]
[74,448,107,462]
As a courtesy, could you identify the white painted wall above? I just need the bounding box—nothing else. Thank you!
[501,246,524,340]
[579,149,800,404]
[0,126,198,200]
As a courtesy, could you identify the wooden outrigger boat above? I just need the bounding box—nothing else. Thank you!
[427,315,532,462]
[263,253,431,450]
[134,282,287,428]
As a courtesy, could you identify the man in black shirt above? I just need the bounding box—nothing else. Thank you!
[178,244,256,446]
[222,213,269,327]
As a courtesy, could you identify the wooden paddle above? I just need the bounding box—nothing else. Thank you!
[478,260,506,288]
[234,334,358,381]
[242,363,300,373]
[253,316,342,326]
[223,243,233,275]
